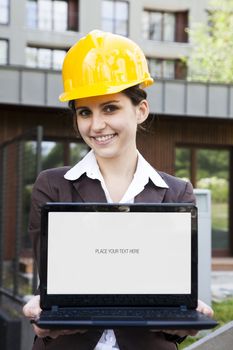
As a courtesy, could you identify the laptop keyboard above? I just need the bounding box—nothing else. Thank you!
[41,307,201,321]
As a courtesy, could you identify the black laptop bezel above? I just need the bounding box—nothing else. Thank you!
[40,203,198,310]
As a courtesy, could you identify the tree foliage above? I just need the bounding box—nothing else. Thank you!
[187,0,233,83]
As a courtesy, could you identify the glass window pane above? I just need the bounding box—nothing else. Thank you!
[102,0,113,19]
[196,149,229,251]
[115,20,127,36]
[26,47,38,67]
[38,0,52,30]
[150,12,162,40]
[175,148,191,180]
[115,1,128,20]
[38,48,52,68]
[102,0,114,31]
[115,1,128,35]
[163,60,175,79]
[53,1,68,31]
[142,11,149,39]
[70,143,89,166]
[42,142,64,169]
[0,39,8,64]
[175,147,230,254]
[0,0,9,24]
[164,13,175,41]
[26,0,37,28]
[102,19,114,32]
[149,58,162,79]
[52,49,66,69]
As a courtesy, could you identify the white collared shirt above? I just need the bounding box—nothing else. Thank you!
[64,150,168,349]
[64,150,168,203]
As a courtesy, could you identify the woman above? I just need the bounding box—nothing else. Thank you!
[23,30,213,350]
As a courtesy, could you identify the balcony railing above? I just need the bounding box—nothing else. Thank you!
[1,65,233,119]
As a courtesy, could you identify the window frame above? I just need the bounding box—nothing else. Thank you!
[0,38,9,65]
[26,0,78,32]
[26,46,67,70]
[143,9,188,43]
[102,0,129,36]
[147,57,187,80]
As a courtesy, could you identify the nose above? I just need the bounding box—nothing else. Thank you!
[91,113,106,132]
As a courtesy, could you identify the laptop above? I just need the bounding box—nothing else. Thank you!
[34,202,217,330]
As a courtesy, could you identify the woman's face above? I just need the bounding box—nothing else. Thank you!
[74,93,149,161]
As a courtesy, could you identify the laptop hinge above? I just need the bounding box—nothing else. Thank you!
[51,305,59,313]
[180,305,187,312]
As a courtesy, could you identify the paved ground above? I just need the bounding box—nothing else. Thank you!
[211,271,233,301]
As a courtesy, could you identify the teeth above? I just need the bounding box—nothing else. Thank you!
[94,134,114,142]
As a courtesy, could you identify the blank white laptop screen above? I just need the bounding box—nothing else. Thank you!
[47,212,191,295]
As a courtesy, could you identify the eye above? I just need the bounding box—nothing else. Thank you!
[76,108,91,117]
[103,104,119,113]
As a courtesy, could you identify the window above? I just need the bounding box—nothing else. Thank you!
[39,141,88,169]
[26,46,66,69]
[142,9,188,42]
[148,59,175,79]
[164,13,175,41]
[0,39,8,64]
[147,58,187,80]
[26,0,78,31]
[102,0,129,36]
[27,0,37,28]
[175,147,230,254]
[0,0,9,24]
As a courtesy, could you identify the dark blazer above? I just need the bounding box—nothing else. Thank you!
[29,167,195,350]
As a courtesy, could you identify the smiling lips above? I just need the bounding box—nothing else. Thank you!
[92,134,116,144]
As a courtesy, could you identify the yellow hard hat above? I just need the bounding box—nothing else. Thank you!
[59,30,154,102]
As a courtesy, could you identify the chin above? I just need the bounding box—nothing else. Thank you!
[94,149,119,160]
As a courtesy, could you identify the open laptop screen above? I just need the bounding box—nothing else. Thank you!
[46,210,192,295]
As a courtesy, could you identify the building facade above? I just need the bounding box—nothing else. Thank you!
[1,0,210,78]
[1,0,233,262]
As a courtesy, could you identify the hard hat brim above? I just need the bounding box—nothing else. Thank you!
[59,78,154,102]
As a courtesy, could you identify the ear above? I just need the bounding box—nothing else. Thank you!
[136,100,149,125]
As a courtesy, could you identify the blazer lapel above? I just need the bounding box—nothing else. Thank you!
[135,181,167,203]
[72,175,107,203]
[71,176,167,204]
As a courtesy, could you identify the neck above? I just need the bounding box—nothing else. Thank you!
[96,148,138,179]
[95,148,138,202]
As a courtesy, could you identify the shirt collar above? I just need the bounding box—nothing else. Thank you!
[64,150,168,189]
[135,152,168,189]
[64,150,101,181]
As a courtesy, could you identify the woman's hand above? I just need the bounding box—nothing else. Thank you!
[151,299,214,338]
[23,295,87,339]
[196,299,214,317]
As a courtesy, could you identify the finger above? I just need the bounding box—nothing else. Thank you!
[32,325,88,339]
[32,324,52,338]
[197,300,214,317]
[32,326,65,339]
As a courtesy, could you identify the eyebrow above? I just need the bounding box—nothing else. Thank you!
[75,100,120,110]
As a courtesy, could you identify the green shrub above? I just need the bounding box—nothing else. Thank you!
[197,177,228,203]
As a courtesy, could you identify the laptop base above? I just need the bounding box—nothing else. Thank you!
[34,307,218,330]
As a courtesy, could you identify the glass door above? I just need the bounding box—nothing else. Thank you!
[175,147,230,256]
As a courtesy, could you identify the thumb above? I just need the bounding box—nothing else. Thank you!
[23,295,42,319]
